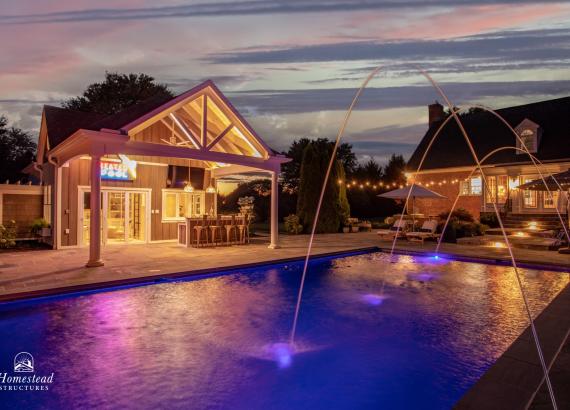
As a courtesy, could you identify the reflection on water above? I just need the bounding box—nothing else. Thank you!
[0,252,567,410]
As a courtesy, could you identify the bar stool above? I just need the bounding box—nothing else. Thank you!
[209,216,223,247]
[193,216,209,247]
[224,215,239,245]
[237,214,250,244]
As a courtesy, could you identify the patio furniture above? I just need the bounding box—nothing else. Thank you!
[193,216,210,247]
[377,219,409,239]
[208,216,223,246]
[237,214,250,244]
[358,221,372,232]
[224,215,239,245]
[378,185,446,227]
[406,219,440,243]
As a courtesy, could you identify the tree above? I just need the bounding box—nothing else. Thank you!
[63,72,173,115]
[0,116,36,183]
[281,137,357,192]
[351,158,383,182]
[296,142,349,233]
[218,178,296,223]
[383,154,406,186]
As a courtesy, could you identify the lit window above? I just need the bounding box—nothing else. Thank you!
[519,129,536,152]
[162,190,188,221]
[470,177,482,195]
[497,176,508,204]
[486,176,496,203]
[459,177,482,196]
[543,191,559,209]
[520,177,537,208]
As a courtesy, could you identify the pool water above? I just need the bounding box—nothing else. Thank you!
[0,252,567,409]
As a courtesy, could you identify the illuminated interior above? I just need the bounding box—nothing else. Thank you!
[152,89,267,160]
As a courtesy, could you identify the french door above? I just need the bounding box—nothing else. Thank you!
[80,188,150,245]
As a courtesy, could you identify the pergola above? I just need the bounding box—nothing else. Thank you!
[45,80,289,267]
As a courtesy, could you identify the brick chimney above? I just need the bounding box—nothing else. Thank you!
[428,101,444,128]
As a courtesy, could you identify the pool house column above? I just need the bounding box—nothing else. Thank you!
[268,165,280,249]
[86,153,104,267]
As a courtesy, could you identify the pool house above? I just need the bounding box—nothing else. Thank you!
[32,80,289,266]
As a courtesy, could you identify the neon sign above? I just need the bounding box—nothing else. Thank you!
[101,155,137,181]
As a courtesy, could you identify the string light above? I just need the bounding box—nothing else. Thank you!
[340,177,476,190]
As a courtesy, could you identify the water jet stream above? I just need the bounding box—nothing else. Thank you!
[288,67,557,409]
[399,71,558,409]
[289,66,383,346]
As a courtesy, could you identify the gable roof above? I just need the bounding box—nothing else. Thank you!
[40,80,276,158]
[407,96,570,172]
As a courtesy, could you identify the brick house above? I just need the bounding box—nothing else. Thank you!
[406,97,570,226]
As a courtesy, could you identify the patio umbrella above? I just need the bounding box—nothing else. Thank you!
[517,169,570,236]
[517,169,570,191]
[378,185,446,225]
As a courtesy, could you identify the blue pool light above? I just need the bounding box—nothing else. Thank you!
[267,343,295,368]
[362,293,387,306]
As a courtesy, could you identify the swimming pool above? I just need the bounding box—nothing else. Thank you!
[0,252,567,409]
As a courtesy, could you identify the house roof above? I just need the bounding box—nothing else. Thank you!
[407,96,570,172]
[43,105,107,149]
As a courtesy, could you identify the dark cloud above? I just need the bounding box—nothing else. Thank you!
[208,28,570,64]
[0,1,563,24]
[228,80,570,114]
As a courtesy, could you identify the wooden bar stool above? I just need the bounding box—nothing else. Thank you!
[209,216,223,247]
[193,216,209,247]
[237,214,250,244]
[224,215,239,245]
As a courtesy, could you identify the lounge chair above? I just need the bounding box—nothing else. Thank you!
[406,220,440,243]
[377,219,409,239]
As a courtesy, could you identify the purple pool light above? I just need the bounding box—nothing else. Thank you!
[266,342,296,368]
[361,293,388,306]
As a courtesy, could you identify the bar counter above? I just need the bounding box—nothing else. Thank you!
[178,215,247,247]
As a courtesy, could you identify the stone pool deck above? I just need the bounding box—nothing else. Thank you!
[1,231,569,302]
[456,283,570,410]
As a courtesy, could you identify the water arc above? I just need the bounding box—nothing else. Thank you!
[288,65,383,346]
[288,66,557,409]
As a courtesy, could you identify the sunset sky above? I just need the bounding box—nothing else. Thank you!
[1,1,569,164]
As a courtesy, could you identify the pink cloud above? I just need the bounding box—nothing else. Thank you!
[403,4,569,40]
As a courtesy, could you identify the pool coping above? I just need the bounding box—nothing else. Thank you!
[454,283,570,410]
[378,246,570,273]
[0,247,378,304]
[1,245,569,304]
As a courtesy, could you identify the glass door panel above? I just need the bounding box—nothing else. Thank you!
[106,192,126,242]
[82,191,103,245]
[128,192,146,242]
[82,190,148,245]
[521,176,537,208]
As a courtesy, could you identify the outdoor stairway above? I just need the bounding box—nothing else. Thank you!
[501,213,564,230]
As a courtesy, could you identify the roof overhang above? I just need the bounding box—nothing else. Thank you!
[47,129,288,172]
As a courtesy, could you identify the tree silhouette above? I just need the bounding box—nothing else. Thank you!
[63,72,173,115]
